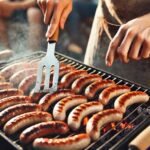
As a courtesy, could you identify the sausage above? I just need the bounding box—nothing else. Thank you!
[85,80,115,99]
[129,126,150,150]
[39,89,74,111]
[68,101,103,131]
[71,74,102,94]
[0,88,23,99]
[0,95,32,111]
[58,65,75,79]
[53,95,87,121]
[0,49,14,60]
[33,133,91,150]
[86,109,123,141]
[10,68,37,86]
[114,91,149,113]
[99,85,131,105]
[18,66,74,94]
[0,103,41,126]
[19,74,37,94]
[30,89,46,103]
[4,111,52,135]
[0,82,13,90]
[20,121,69,144]
[60,70,88,88]
[0,62,32,80]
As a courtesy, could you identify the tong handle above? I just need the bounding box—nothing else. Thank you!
[48,26,59,42]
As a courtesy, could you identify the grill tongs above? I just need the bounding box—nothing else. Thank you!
[34,28,59,93]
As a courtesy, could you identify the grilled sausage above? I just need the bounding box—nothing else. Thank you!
[4,111,52,135]
[20,121,69,144]
[60,70,88,88]
[10,68,37,86]
[114,91,149,113]
[0,103,41,126]
[68,101,103,131]
[58,65,75,79]
[71,74,102,94]
[0,62,32,80]
[86,109,123,141]
[39,89,74,111]
[85,80,115,99]
[33,133,91,150]
[53,95,87,121]
[30,89,46,103]
[0,49,13,60]
[19,74,37,94]
[0,96,32,111]
[0,82,13,90]
[99,85,131,105]
[0,88,23,99]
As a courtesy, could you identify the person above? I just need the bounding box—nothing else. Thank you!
[0,0,43,50]
[37,0,150,63]
[37,0,150,86]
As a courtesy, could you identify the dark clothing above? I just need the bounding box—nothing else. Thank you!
[67,1,97,44]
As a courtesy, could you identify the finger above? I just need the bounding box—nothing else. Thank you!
[105,25,127,66]
[117,29,136,63]
[44,0,54,24]
[46,1,63,38]
[140,40,150,58]
[38,0,46,14]
[60,3,72,29]
[128,34,143,60]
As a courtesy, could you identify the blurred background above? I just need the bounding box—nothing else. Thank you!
[0,0,150,87]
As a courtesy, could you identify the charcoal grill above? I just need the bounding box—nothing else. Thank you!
[0,51,149,150]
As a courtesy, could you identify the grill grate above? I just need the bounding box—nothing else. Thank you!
[0,51,149,150]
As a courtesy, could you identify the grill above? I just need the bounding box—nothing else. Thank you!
[0,51,149,150]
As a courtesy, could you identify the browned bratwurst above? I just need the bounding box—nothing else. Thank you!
[71,74,102,94]
[0,103,42,126]
[10,68,37,86]
[86,109,123,141]
[39,89,74,111]
[20,121,69,144]
[85,80,115,99]
[53,95,87,121]
[19,74,37,95]
[4,111,52,135]
[60,70,88,88]
[114,91,149,113]
[68,101,103,131]
[0,88,23,99]
[99,85,131,105]
[0,96,32,111]
[0,62,34,80]
[33,133,91,150]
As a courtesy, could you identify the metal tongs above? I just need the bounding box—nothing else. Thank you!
[34,27,59,93]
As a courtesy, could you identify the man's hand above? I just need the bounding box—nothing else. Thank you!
[37,0,72,39]
[105,13,150,66]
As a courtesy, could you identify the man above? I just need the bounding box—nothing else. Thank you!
[0,0,43,50]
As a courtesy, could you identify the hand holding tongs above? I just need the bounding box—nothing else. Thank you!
[34,27,59,93]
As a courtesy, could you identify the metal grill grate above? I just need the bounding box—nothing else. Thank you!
[0,51,149,150]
